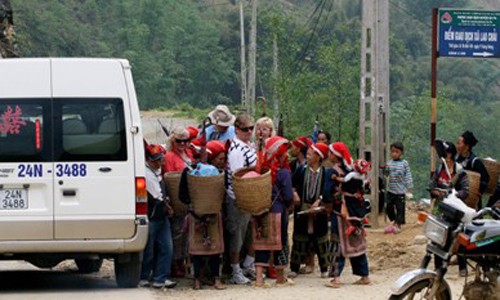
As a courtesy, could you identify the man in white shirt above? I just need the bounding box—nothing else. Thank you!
[225,112,257,284]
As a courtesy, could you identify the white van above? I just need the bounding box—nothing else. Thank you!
[0,58,148,288]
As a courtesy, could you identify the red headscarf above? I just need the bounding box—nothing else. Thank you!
[354,159,371,174]
[311,143,329,160]
[264,136,290,182]
[329,142,353,170]
[206,140,227,161]
[292,136,312,150]
[186,126,199,140]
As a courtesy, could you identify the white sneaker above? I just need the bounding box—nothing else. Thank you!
[320,272,329,278]
[229,271,251,285]
[151,279,177,289]
[138,280,150,287]
[164,279,177,289]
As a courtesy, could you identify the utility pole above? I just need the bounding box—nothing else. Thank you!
[272,33,279,125]
[248,0,257,115]
[358,0,390,228]
[239,0,248,110]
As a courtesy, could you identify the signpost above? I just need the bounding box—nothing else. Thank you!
[438,9,499,58]
[430,8,499,176]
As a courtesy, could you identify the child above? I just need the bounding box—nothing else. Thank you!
[385,142,413,234]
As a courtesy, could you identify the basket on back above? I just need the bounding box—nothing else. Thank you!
[187,172,225,215]
[464,170,480,209]
[233,167,272,215]
[480,159,499,194]
[163,172,187,216]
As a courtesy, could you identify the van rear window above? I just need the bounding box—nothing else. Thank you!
[54,99,127,162]
[0,100,51,162]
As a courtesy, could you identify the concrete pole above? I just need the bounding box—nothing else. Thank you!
[239,0,248,110]
[248,0,257,115]
[273,33,279,126]
[359,0,390,228]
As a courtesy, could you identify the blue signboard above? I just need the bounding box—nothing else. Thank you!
[438,9,499,58]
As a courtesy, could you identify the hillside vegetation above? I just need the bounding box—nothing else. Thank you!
[12,0,499,198]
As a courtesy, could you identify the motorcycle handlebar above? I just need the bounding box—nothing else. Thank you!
[473,207,500,220]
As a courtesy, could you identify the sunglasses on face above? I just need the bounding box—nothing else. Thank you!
[238,126,254,132]
[175,139,190,144]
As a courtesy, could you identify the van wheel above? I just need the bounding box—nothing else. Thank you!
[75,258,103,273]
[114,253,141,288]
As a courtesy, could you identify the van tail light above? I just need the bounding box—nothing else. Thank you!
[135,177,147,215]
[35,119,41,151]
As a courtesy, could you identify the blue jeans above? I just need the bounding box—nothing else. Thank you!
[140,217,173,283]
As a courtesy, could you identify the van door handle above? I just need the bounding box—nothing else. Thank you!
[63,190,76,197]
[99,167,112,173]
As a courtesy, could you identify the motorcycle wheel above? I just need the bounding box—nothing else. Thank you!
[389,279,451,300]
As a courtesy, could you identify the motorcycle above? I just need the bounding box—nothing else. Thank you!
[389,190,500,300]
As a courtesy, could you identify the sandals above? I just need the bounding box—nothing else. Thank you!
[214,282,227,290]
[253,282,272,289]
[353,278,371,285]
[193,279,202,290]
[325,281,341,288]
[299,265,314,274]
[273,278,295,287]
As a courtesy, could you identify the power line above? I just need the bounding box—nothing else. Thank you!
[286,0,329,76]
[389,0,432,29]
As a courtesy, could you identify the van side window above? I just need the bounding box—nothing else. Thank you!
[0,100,51,162]
[54,99,127,162]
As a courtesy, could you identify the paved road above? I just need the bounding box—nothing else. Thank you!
[0,261,158,300]
[0,260,466,300]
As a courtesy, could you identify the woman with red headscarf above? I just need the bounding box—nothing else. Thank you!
[290,143,331,279]
[326,142,371,288]
[253,136,294,287]
[183,140,228,290]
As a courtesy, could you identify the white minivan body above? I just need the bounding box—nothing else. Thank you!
[0,58,148,287]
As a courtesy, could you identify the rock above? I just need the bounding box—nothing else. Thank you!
[413,235,428,245]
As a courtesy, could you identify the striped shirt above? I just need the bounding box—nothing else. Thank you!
[386,159,413,195]
[226,137,257,199]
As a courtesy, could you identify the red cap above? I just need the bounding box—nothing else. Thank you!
[206,140,226,161]
[292,136,312,150]
[186,126,199,140]
[311,143,329,160]
[190,137,203,153]
[146,144,165,161]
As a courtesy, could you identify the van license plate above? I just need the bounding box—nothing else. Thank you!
[0,189,28,210]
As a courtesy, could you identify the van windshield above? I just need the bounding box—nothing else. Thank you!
[0,99,51,162]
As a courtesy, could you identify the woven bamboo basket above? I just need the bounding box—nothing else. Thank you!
[187,172,225,215]
[233,167,272,215]
[163,171,187,216]
[480,159,499,194]
[464,170,480,209]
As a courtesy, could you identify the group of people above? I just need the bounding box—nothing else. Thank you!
[140,104,496,290]
[428,131,495,277]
